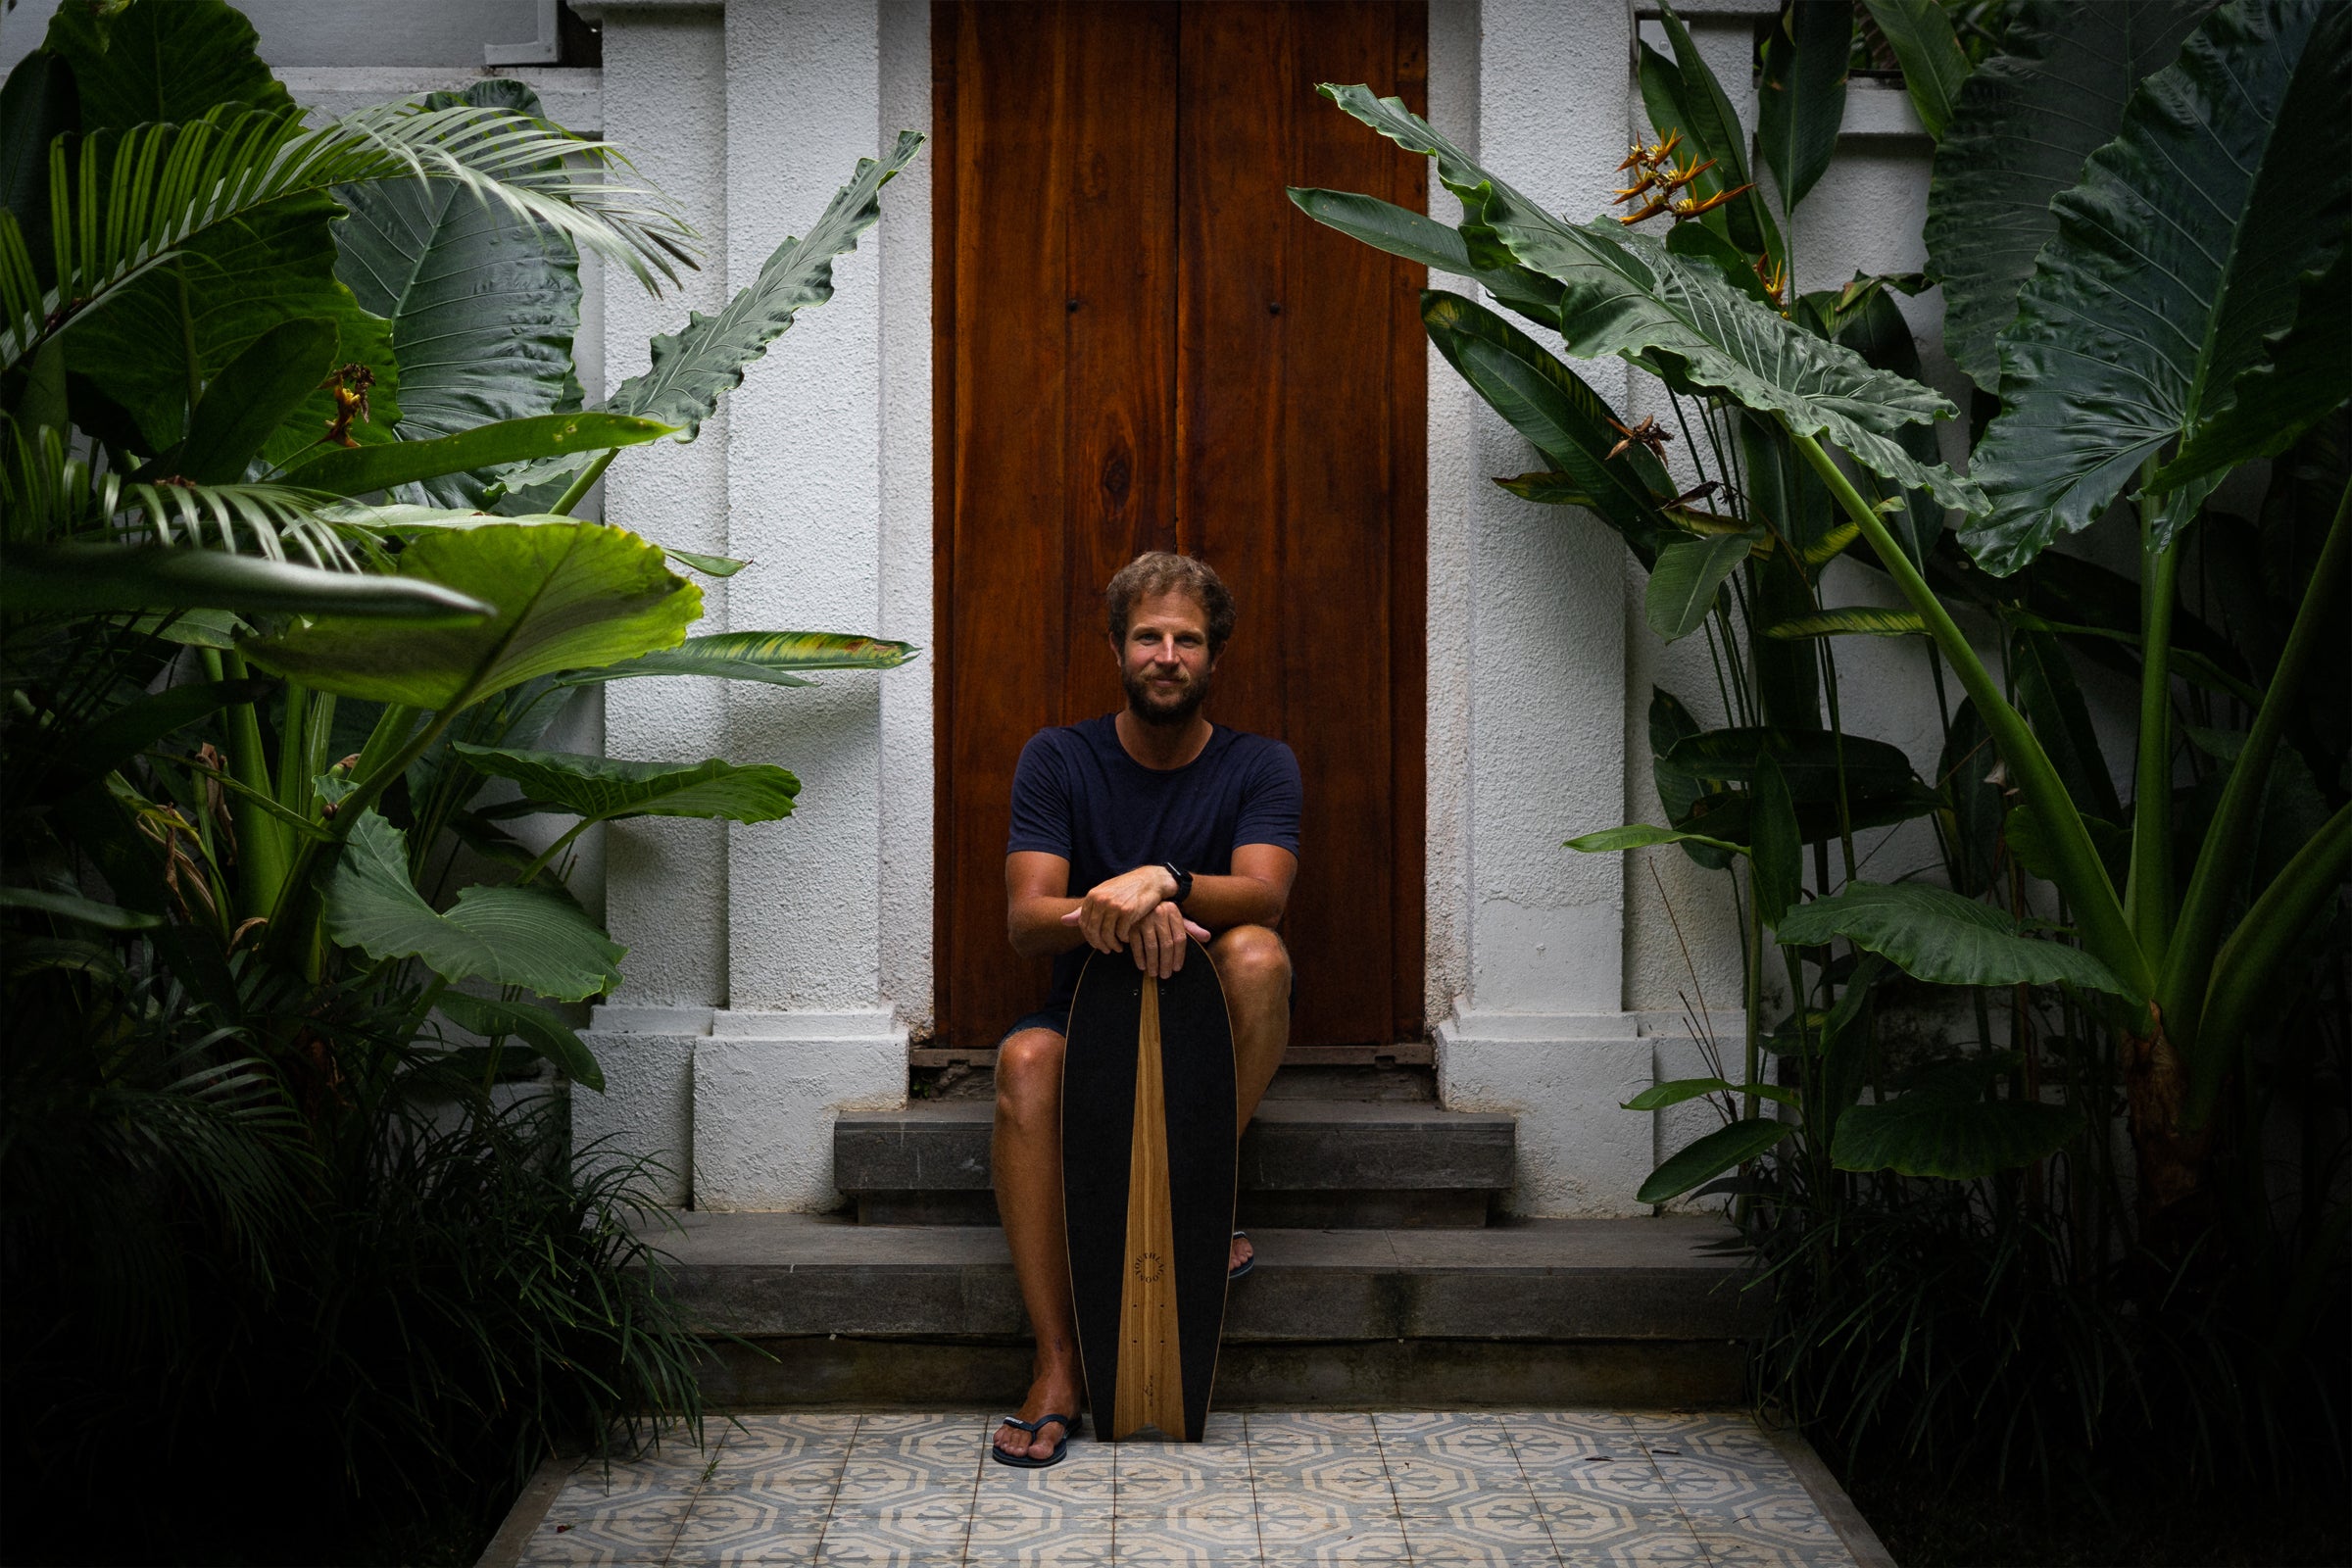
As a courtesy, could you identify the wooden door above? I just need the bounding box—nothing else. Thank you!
[933,0,1427,1054]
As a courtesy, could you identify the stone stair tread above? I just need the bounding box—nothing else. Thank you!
[643,1213,1762,1342]
[840,1100,1513,1127]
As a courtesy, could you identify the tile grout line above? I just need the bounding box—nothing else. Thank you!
[1365,1412,1417,1568]
[1634,1423,1725,1568]
[954,1412,988,1567]
[654,1419,724,1568]
[1242,1410,1269,1568]
[1494,1409,1573,1568]
[807,1411,862,1565]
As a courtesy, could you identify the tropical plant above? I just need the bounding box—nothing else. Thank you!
[0,0,923,1554]
[1298,0,2349,1489]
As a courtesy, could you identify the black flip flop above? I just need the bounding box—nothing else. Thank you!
[1229,1230,1255,1282]
[990,1411,1081,1468]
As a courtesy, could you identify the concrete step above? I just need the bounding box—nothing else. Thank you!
[833,1100,1517,1227]
[645,1212,1761,1408]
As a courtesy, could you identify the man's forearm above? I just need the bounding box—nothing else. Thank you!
[1009,895,1088,958]
[1175,872,1286,932]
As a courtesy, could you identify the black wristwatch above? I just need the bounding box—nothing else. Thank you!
[1161,860,1194,906]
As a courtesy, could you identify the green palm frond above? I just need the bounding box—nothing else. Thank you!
[3,99,698,376]
[4,421,369,569]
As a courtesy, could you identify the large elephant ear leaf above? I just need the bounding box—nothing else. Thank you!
[452,744,801,826]
[500,131,923,497]
[239,520,699,709]
[1924,0,2213,391]
[433,990,604,1093]
[1834,1090,2079,1177]
[1964,0,2352,576]
[323,809,624,1000]
[1319,86,1983,516]
[43,0,293,132]
[1773,881,2134,997]
[332,79,585,508]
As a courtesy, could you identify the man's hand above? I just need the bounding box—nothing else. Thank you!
[1061,866,1211,978]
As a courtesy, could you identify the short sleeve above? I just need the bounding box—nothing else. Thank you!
[1005,731,1074,858]
[1231,740,1303,857]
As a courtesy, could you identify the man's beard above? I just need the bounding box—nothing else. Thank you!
[1124,665,1211,727]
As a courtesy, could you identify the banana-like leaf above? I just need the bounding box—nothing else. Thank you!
[556,629,917,689]
[1757,1,1853,215]
[1773,881,2133,996]
[452,744,800,826]
[1833,1091,2079,1177]
[1751,754,1802,929]
[1565,823,1745,857]
[2154,246,2352,493]
[1659,727,1917,799]
[502,131,922,493]
[44,0,293,132]
[239,521,698,709]
[1937,698,2004,897]
[2012,627,2121,821]
[434,989,604,1092]
[1286,186,1565,325]
[323,809,622,1000]
[0,885,163,930]
[1625,1077,1798,1111]
[332,79,586,508]
[0,542,488,618]
[1924,0,2212,391]
[278,413,673,496]
[1964,0,2352,574]
[1422,289,1680,567]
[328,502,744,579]
[1637,1119,1795,1204]
[1860,0,1974,138]
[1646,7,1783,265]
[1764,607,1928,639]
[1323,87,1982,516]
[1645,531,1756,641]
[1647,687,1734,871]
[1494,472,1595,507]
[1677,780,1942,849]
[1,51,75,286]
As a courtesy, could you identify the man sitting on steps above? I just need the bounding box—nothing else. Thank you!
[990,551,1301,1466]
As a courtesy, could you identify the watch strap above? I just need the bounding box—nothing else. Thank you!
[1161,860,1194,906]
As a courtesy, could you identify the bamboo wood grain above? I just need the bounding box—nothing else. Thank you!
[1112,978,1187,1440]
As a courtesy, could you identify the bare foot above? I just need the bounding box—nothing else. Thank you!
[994,1371,1083,1461]
[1229,1234,1253,1274]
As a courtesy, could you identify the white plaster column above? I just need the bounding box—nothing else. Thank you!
[574,0,732,1205]
[1429,0,1656,1216]
[699,0,907,1209]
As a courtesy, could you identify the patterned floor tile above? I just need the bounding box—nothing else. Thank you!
[967,1494,1119,1546]
[1521,1453,1677,1508]
[698,1448,852,1500]
[980,1446,1118,1505]
[1114,1461,1253,1512]
[520,1490,694,1566]
[1397,1522,1567,1567]
[1245,1447,1395,1504]
[1500,1416,1634,1477]
[665,1528,828,1567]
[1395,1492,1559,1544]
[1691,1530,1856,1568]
[823,1493,982,1554]
[1112,1529,1270,1567]
[1253,1513,1413,1565]
[961,1531,1118,1567]
[1552,1539,1715,1567]
[1531,1492,1676,1548]
[810,1534,945,1567]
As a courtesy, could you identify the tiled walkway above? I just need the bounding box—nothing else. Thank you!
[511,1409,1866,1566]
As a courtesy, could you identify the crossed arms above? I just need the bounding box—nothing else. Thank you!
[1005,846,1298,979]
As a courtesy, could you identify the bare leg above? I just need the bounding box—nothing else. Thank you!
[1210,924,1293,1273]
[991,1027,1082,1461]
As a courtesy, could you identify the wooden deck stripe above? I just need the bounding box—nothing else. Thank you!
[1112,977,1187,1439]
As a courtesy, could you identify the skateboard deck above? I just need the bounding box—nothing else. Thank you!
[1059,941,1238,1442]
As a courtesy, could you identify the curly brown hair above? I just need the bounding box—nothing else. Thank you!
[1103,552,1237,655]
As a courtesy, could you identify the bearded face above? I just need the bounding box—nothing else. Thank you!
[1117,589,1217,728]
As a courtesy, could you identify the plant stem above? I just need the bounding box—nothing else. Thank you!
[516,817,595,885]
[1789,430,2149,1002]
[205,648,290,921]
[550,450,618,519]
[2161,476,2351,1064]
[2127,461,2180,960]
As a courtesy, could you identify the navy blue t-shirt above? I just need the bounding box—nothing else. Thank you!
[1007,714,1302,1012]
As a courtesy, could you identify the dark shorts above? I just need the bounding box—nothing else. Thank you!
[995,967,1295,1048]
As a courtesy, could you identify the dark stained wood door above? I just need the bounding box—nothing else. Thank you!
[934,0,1427,1053]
